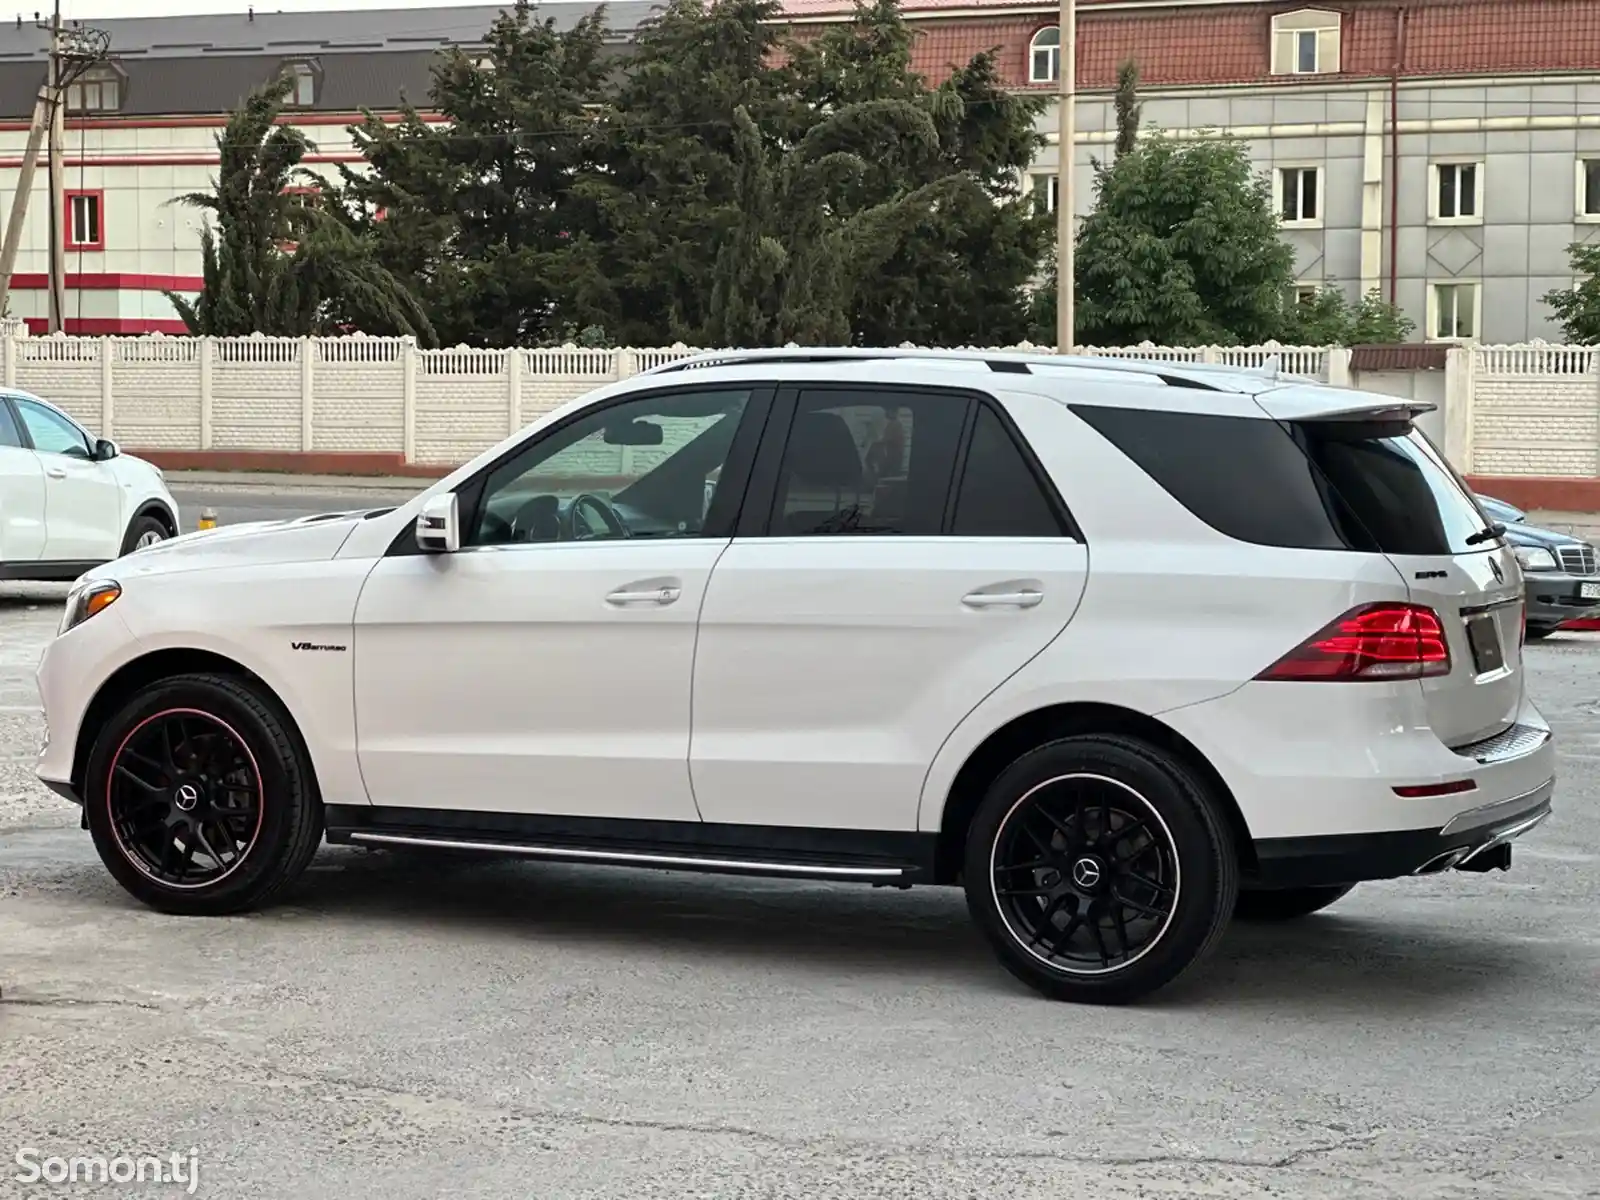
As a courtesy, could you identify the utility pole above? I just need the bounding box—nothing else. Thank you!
[0,6,109,324]
[47,0,65,333]
[1054,0,1076,353]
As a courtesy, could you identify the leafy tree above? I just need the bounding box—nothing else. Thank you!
[584,0,1046,347]
[1541,243,1600,343]
[1072,134,1294,346]
[337,0,612,347]
[783,0,1050,347]
[1286,284,1414,345]
[168,74,432,341]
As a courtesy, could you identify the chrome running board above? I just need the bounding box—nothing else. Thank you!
[346,831,911,879]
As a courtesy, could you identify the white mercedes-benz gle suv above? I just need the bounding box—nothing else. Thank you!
[35,349,1555,1004]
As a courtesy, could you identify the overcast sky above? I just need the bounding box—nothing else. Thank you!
[54,0,535,19]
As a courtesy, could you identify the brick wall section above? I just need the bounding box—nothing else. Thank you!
[786,0,1600,93]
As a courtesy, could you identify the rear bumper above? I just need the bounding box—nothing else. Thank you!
[1250,775,1553,887]
[1524,571,1600,628]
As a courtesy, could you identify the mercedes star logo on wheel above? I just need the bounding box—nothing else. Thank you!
[1071,857,1102,889]
[174,783,200,812]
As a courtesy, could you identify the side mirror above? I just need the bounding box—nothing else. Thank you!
[415,492,460,553]
[94,438,119,461]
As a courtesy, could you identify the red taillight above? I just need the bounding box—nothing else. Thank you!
[1256,603,1451,682]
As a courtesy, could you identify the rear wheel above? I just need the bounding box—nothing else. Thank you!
[84,673,323,915]
[963,734,1238,1005]
[1234,884,1354,921]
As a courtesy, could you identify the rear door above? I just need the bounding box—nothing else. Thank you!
[1271,403,1524,747]
[689,384,1088,832]
[0,398,46,562]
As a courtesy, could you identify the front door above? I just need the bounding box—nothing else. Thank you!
[690,386,1089,832]
[0,400,45,563]
[12,396,122,562]
[353,383,770,820]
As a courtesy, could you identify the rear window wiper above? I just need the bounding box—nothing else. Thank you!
[1465,522,1507,546]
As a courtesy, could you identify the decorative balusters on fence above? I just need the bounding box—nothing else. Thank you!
[0,329,1590,477]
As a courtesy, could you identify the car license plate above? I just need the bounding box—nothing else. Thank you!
[1581,581,1600,599]
[1465,613,1505,674]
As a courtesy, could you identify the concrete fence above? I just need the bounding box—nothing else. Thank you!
[3,329,1598,507]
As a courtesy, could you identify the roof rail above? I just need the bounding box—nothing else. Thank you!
[640,347,1230,391]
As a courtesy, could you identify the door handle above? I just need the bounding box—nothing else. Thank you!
[606,586,681,606]
[45,467,66,479]
[962,589,1044,609]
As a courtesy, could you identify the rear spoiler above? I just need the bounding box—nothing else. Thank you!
[1296,400,1438,422]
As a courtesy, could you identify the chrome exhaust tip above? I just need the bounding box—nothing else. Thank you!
[1413,847,1469,875]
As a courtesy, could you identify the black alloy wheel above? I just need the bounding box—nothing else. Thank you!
[990,773,1180,976]
[105,707,264,889]
[964,734,1237,1005]
[86,673,324,914]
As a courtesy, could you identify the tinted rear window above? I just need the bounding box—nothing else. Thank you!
[1072,405,1490,556]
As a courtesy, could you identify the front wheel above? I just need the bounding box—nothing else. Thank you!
[963,734,1238,1005]
[120,512,170,556]
[1234,884,1354,921]
[84,673,323,915]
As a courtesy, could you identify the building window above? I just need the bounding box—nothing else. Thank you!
[1270,11,1341,76]
[65,190,102,251]
[1029,27,1060,84]
[1578,159,1600,220]
[65,67,122,113]
[1430,282,1480,341]
[1432,162,1481,223]
[284,61,317,107]
[1277,166,1320,225]
[1290,283,1321,306]
[1030,172,1059,213]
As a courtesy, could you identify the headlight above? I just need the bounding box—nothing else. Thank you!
[60,580,121,634]
[1513,546,1558,572]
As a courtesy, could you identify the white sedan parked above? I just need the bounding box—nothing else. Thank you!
[0,388,178,580]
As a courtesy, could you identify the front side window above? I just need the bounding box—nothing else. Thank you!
[769,389,967,536]
[470,389,752,547]
[15,398,91,459]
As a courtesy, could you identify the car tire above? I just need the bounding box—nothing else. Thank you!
[1234,884,1354,921]
[963,734,1238,1005]
[84,673,323,916]
[120,512,170,556]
